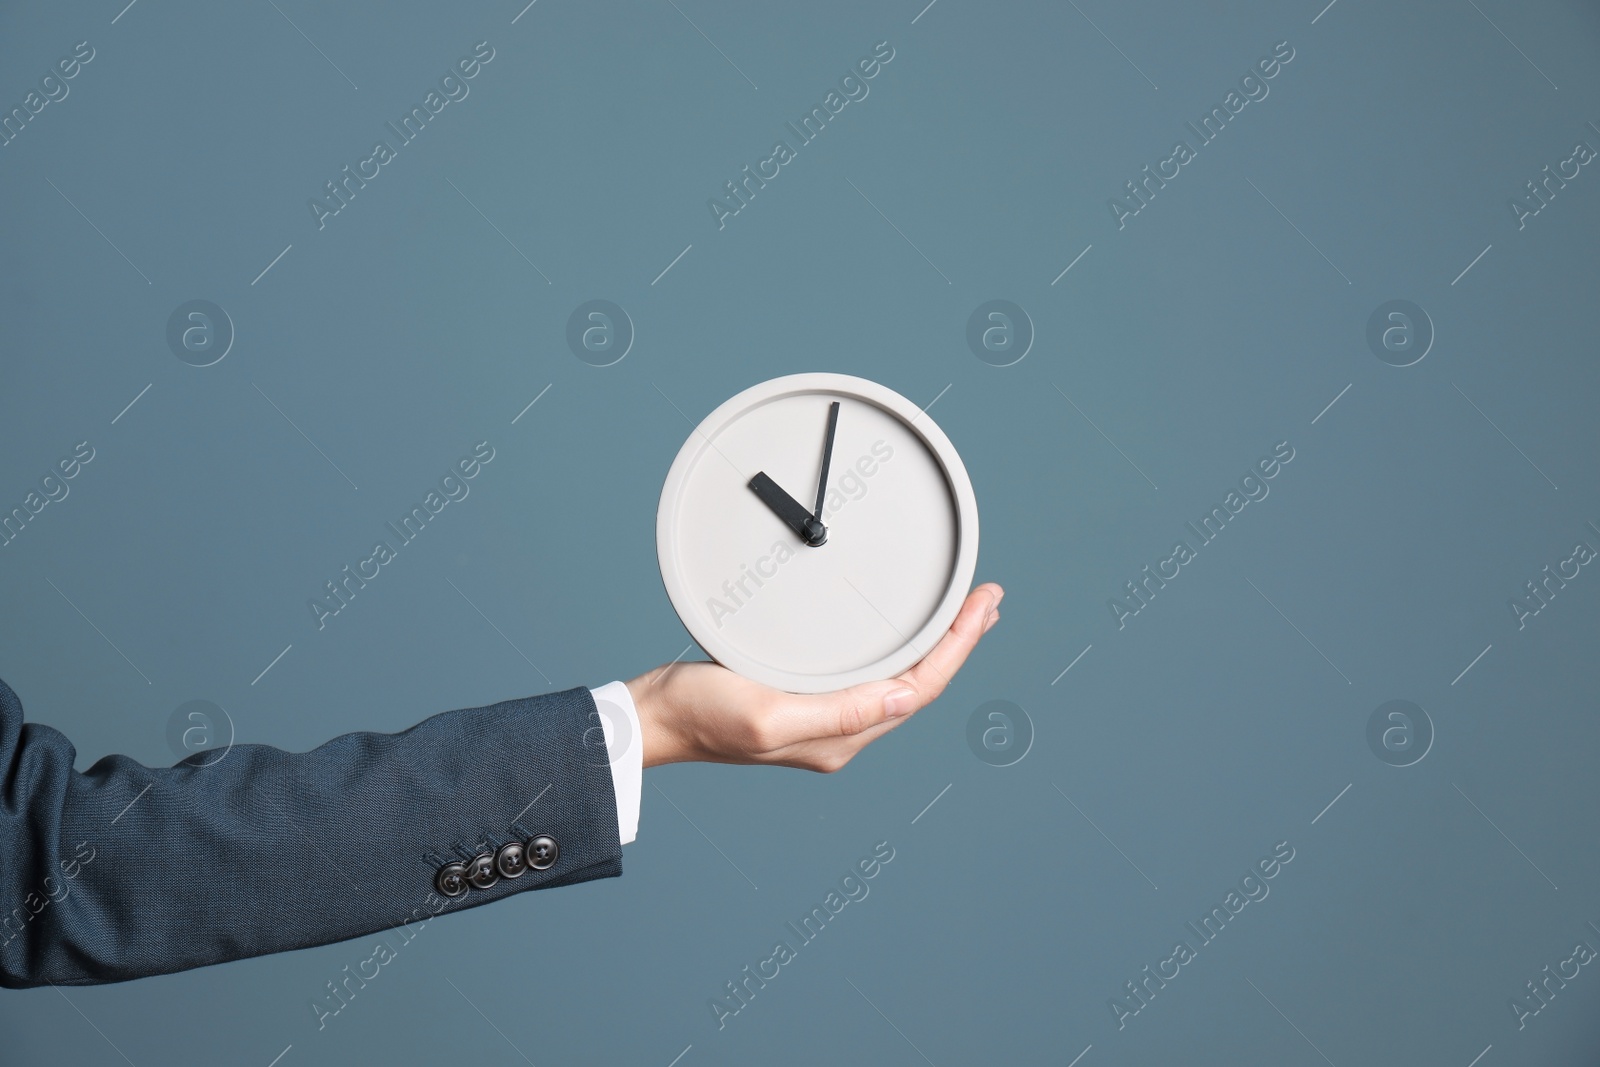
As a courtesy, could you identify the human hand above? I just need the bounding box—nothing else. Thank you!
[626,583,1003,771]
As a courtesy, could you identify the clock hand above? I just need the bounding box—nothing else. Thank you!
[748,471,827,547]
[813,400,840,522]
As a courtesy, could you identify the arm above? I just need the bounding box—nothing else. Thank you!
[0,681,621,989]
[0,582,1001,987]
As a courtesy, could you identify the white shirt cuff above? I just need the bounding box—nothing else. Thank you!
[588,681,642,846]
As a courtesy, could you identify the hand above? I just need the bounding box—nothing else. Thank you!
[626,583,1003,771]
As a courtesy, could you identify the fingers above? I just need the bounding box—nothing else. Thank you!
[766,583,1004,759]
[886,582,1003,716]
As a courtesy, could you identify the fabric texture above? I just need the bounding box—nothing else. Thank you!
[0,677,622,988]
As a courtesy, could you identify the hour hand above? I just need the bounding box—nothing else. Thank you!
[748,472,827,547]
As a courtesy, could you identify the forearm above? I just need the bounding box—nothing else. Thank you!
[0,680,622,989]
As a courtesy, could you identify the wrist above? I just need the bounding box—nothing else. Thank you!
[626,673,681,768]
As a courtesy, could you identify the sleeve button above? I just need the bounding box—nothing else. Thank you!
[495,841,528,879]
[527,835,559,871]
[435,862,469,898]
[465,852,500,889]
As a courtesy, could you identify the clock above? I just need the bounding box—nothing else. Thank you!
[656,373,979,693]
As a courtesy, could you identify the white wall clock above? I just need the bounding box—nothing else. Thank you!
[656,373,979,693]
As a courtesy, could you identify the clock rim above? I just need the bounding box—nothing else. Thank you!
[655,372,980,694]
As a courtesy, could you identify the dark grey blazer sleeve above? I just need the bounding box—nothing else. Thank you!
[0,677,622,989]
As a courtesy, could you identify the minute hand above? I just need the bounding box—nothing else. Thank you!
[813,400,840,522]
[748,472,827,547]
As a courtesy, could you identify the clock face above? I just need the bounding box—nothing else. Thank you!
[656,373,979,693]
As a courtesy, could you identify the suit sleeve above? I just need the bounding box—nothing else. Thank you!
[0,677,622,988]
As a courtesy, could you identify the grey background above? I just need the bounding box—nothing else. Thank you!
[2,0,1598,1063]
